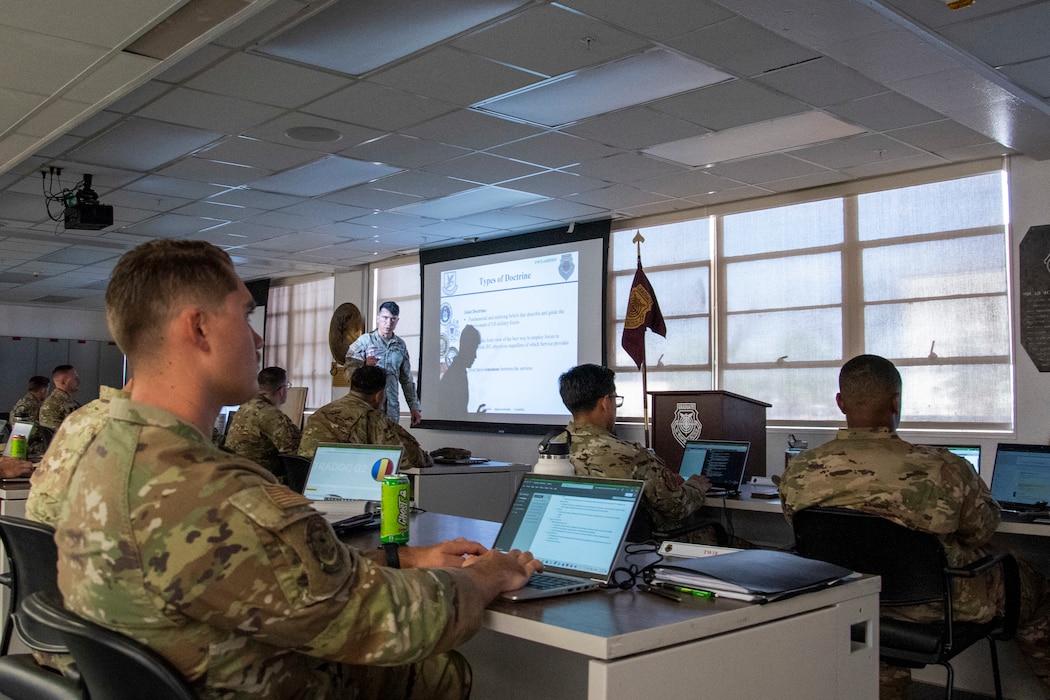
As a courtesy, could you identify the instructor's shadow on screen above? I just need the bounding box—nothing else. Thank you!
[440,325,482,417]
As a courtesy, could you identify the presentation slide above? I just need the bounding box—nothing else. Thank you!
[420,223,608,431]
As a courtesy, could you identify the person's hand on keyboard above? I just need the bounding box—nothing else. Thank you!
[461,548,544,602]
[399,537,489,568]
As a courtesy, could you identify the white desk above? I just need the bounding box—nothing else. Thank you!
[347,512,880,700]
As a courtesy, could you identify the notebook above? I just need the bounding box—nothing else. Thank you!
[2,421,35,458]
[990,444,1050,515]
[679,439,750,497]
[303,443,403,525]
[494,473,644,602]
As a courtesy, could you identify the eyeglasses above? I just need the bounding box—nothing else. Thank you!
[608,394,624,407]
[283,382,292,389]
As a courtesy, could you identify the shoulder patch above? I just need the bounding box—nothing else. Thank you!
[263,483,313,509]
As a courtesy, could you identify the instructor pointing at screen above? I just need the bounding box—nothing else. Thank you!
[346,301,422,426]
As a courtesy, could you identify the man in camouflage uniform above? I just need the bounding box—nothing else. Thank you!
[345,301,422,426]
[558,364,714,539]
[9,375,49,423]
[299,365,432,468]
[224,366,301,475]
[38,364,81,431]
[779,354,1050,698]
[48,239,541,700]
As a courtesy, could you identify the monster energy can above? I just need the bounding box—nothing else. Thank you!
[8,434,27,461]
[380,474,410,544]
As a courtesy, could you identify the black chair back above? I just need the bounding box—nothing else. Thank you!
[793,507,945,606]
[22,592,196,700]
[0,515,66,653]
[0,653,83,700]
[278,454,311,494]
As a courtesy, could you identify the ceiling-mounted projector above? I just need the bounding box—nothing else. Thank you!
[63,174,113,230]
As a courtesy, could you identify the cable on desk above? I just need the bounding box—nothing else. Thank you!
[607,542,663,590]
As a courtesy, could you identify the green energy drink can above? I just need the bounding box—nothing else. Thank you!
[380,474,410,544]
[8,434,27,461]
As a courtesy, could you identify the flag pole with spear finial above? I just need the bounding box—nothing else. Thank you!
[622,231,666,448]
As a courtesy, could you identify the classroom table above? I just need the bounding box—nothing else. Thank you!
[345,511,880,700]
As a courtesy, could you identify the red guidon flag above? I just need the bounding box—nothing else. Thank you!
[621,260,666,369]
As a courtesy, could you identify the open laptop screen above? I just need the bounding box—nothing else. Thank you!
[2,422,35,458]
[990,444,1050,509]
[493,474,643,580]
[303,443,403,503]
[919,444,981,474]
[679,440,750,493]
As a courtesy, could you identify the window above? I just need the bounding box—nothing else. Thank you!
[372,258,421,415]
[609,168,1011,429]
[265,277,335,409]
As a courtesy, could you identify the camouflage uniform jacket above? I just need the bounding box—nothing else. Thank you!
[38,387,80,430]
[565,421,706,532]
[779,427,1001,623]
[28,386,128,526]
[10,391,42,423]
[223,395,301,475]
[53,397,485,700]
[298,392,429,468]
[346,330,420,422]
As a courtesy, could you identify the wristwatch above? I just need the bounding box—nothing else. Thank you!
[382,542,401,569]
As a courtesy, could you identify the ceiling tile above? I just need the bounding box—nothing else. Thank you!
[669,16,819,77]
[394,186,545,218]
[188,53,352,108]
[370,47,540,107]
[211,0,309,49]
[126,175,227,200]
[637,169,740,198]
[759,169,850,193]
[564,106,705,150]
[1000,57,1050,99]
[560,0,734,42]
[499,171,608,197]
[706,153,828,184]
[104,81,172,115]
[322,186,423,210]
[0,26,107,94]
[0,88,47,133]
[342,134,469,169]
[207,188,300,210]
[568,152,686,183]
[755,58,886,107]
[65,110,123,139]
[423,153,545,184]
[453,4,648,76]
[245,113,385,153]
[249,156,401,196]
[886,120,994,155]
[156,157,269,186]
[154,44,230,84]
[366,171,477,199]
[170,201,264,221]
[788,133,926,169]
[565,184,671,209]
[197,136,320,171]
[825,92,944,132]
[841,153,948,179]
[253,231,343,253]
[486,132,616,168]
[403,110,542,150]
[137,88,285,134]
[303,82,456,132]
[650,80,807,131]
[69,117,222,171]
[276,200,372,222]
[938,3,1050,68]
[123,213,213,237]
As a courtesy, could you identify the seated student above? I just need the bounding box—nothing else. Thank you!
[224,366,301,475]
[10,375,49,423]
[779,354,1050,699]
[299,365,432,468]
[38,364,81,431]
[48,238,541,699]
[557,364,717,541]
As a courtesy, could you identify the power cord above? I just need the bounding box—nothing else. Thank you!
[606,542,663,590]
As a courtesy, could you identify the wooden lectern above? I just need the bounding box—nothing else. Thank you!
[649,390,771,480]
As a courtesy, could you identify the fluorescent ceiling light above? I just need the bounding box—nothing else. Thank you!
[250,156,402,197]
[644,111,867,166]
[474,48,731,128]
[394,186,545,219]
[257,0,528,76]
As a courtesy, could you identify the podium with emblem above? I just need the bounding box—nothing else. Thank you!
[649,390,771,480]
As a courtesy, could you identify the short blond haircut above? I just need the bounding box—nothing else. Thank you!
[106,239,240,360]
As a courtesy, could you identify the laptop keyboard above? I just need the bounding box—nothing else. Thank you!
[526,573,572,590]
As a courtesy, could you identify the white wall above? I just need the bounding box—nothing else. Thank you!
[0,304,110,340]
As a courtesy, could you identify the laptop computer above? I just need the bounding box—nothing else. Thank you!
[990,443,1050,516]
[920,444,981,474]
[494,473,644,602]
[302,443,403,526]
[2,421,36,458]
[679,439,750,497]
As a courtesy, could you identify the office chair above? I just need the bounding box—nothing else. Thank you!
[792,506,1020,700]
[0,516,66,656]
[22,592,196,700]
[0,652,83,700]
[277,454,311,494]
[627,507,729,546]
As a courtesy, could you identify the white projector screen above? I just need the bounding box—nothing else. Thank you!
[419,222,609,433]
